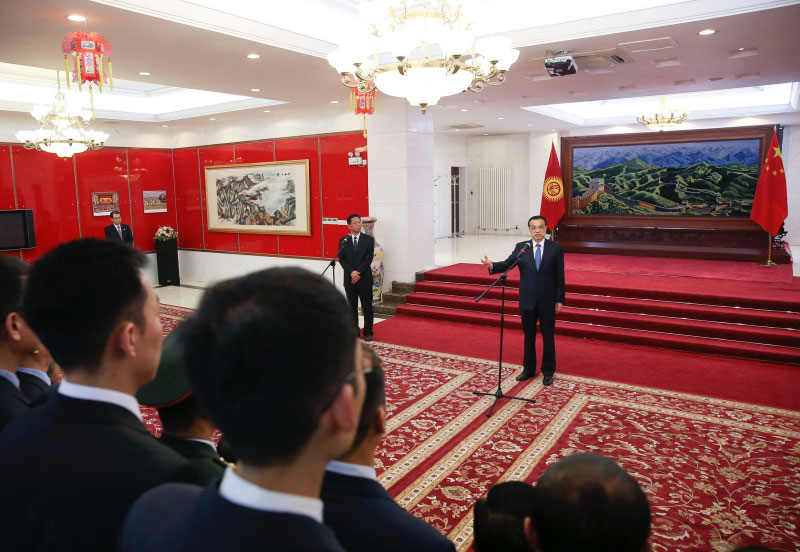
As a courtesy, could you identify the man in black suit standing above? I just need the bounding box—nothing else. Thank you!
[121,267,366,552]
[0,239,200,552]
[482,216,565,386]
[322,348,456,552]
[104,210,134,245]
[339,213,375,341]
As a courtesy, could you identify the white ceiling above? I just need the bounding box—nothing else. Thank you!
[1,0,799,135]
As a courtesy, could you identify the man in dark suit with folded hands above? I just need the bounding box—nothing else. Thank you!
[339,213,375,341]
[322,347,456,552]
[481,216,565,386]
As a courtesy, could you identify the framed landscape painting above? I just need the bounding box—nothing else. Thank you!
[205,160,311,235]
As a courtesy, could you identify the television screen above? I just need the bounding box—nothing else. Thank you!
[0,209,36,250]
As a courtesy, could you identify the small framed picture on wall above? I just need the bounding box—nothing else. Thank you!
[91,191,120,217]
[143,190,168,213]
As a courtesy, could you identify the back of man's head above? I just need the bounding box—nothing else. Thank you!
[345,347,385,455]
[474,481,535,552]
[0,256,30,342]
[22,239,148,372]
[529,453,650,552]
[182,267,357,467]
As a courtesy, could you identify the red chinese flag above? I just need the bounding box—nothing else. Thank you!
[750,132,788,236]
[540,142,566,229]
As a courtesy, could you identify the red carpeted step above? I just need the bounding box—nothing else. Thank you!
[394,305,800,365]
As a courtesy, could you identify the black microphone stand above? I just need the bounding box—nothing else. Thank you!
[322,239,347,285]
[472,247,537,417]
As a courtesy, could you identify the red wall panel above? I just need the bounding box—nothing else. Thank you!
[199,145,238,252]
[0,146,15,210]
[235,141,278,255]
[12,147,81,262]
[128,149,177,252]
[275,137,322,258]
[173,148,203,249]
[320,134,369,258]
[75,148,130,241]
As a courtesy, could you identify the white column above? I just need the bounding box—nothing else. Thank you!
[783,125,800,277]
[367,97,435,288]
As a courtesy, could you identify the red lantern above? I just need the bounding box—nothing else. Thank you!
[350,80,377,137]
[62,31,113,93]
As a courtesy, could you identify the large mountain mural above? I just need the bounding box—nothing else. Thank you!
[573,140,760,170]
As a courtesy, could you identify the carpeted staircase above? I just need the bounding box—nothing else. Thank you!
[394,263,800,365]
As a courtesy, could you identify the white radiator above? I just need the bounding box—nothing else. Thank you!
[479,167,512,230]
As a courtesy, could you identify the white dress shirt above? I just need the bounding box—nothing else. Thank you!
[0,369,20,389]
[58,378,142,421]
[326,460,377,481]
[219,467,324,523]
[16,367,51,386]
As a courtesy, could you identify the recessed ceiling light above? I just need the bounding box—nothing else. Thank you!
[528,124,533,127]
[67,14,86,22]
[483,133,489,135]
[738,47,746,51]
[209,117,216,121]
[698,29,716,36]
[161,124,169,128]
[247,53,260,59]
[460,109,468,112]
[330,100,339,104]
[497,117,504,120]
[250,88,260,92]
[138,71,151,76]
[263,110,272,113]
[455,129,461,132]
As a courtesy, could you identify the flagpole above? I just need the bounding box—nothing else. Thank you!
[759,233,777,267]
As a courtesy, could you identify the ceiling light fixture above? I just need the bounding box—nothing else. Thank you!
[209,117,216,121]
[162,124,169,128]
[698,29,716,36]
[247,53,260,59]
[497,117,504,120]
[138,71,151,76]
[251,88,261,92]
[637,96,688,131]
[263,110,272,113]
[330,100,339,104]
[67,15,86,22]
[327,1,519,113]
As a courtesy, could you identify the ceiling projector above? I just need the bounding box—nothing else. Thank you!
[544,54,578,77]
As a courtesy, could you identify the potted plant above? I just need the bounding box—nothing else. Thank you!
[154,226,180,286]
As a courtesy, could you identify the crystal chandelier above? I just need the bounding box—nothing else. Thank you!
[327,1,519,113]
[636,96,689,131]
[15,74,109,159]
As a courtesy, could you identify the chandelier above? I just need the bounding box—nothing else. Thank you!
[637,96,689,131]
[15,73,109,159]
[327,1,519,113]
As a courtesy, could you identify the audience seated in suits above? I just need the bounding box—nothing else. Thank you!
[121,267,366,552]
[17,341,55,402]
[0,255,35,430]
[525,452,651,552]
[321,347,456,552]
[0,239,201,552]
[137,322,228,483]
[473,481,535,552]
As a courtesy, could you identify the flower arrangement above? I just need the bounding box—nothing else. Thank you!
[154,226,177,242]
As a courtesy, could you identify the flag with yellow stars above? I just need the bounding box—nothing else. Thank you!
[750,131,788,236]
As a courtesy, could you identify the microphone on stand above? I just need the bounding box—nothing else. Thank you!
[514,243,530,259]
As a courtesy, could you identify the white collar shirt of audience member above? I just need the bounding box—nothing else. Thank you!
[58,378,143,421]
[326,459,377,481]
[0,369,20,388]
[16,367,51,386]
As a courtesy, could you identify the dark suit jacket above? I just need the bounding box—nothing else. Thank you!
[17,371,50,403]
[121,482,346,552]
[491,239,565,311]
[0,376,30,432]
[0,394,201,552]
[339,233,374,286]
[105,223,134,246]
[321,470,456,552]
[160,434,227,484]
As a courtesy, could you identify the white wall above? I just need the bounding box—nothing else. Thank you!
[782,126,800,277]
[433,134,466,239]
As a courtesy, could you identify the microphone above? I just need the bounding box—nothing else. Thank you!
[515,244,530,259]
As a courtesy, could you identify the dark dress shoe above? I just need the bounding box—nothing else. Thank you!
[515,371,534,381]
[364,334,373,342]
[543,374,554,386]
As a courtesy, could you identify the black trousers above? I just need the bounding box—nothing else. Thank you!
[520,304,556,376]
[345,277,373,336]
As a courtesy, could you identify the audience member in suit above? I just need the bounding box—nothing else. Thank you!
[321,347,456,552]
[17,342,55,402]
[525,453,651,552]
[104,210,134,245]
[0,255,36,430]
[482,216,565,386]
[0,239,201,552]
[137,323,228,483]
[339,213,375,341]
[473,481,535,552]
[121,267,366,552]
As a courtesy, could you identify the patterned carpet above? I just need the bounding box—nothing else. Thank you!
[153,305,800,551]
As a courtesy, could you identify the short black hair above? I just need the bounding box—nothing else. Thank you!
[182,267,357,466]
[158,395,203,434]
[527,215,547,228]
[530,453,651,552]
[347,214,361,225]
[22,239,148,372]
[347,347,385,454]
[110,210,121,218]
[0,256,30,338]
[473,481,535,552]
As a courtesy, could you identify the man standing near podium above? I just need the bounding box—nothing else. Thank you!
[481,216,565,386]
[340,214,374,342]
[104,211,134,246]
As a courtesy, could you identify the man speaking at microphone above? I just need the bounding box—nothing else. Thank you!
[481,216,565,386]
[340,214,374,341]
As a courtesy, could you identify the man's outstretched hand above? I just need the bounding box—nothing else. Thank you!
[481,256,493,270]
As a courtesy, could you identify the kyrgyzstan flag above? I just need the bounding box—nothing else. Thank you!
[540,142,566,230]
[750,132,788,236]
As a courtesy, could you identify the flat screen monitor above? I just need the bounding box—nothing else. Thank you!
[0,209,36,250]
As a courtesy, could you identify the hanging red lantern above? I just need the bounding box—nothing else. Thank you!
[62,31,113,93]
[350,80,377,137]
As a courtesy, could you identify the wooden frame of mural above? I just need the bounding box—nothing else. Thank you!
[204,160,311,236]
[557,125,778,261]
